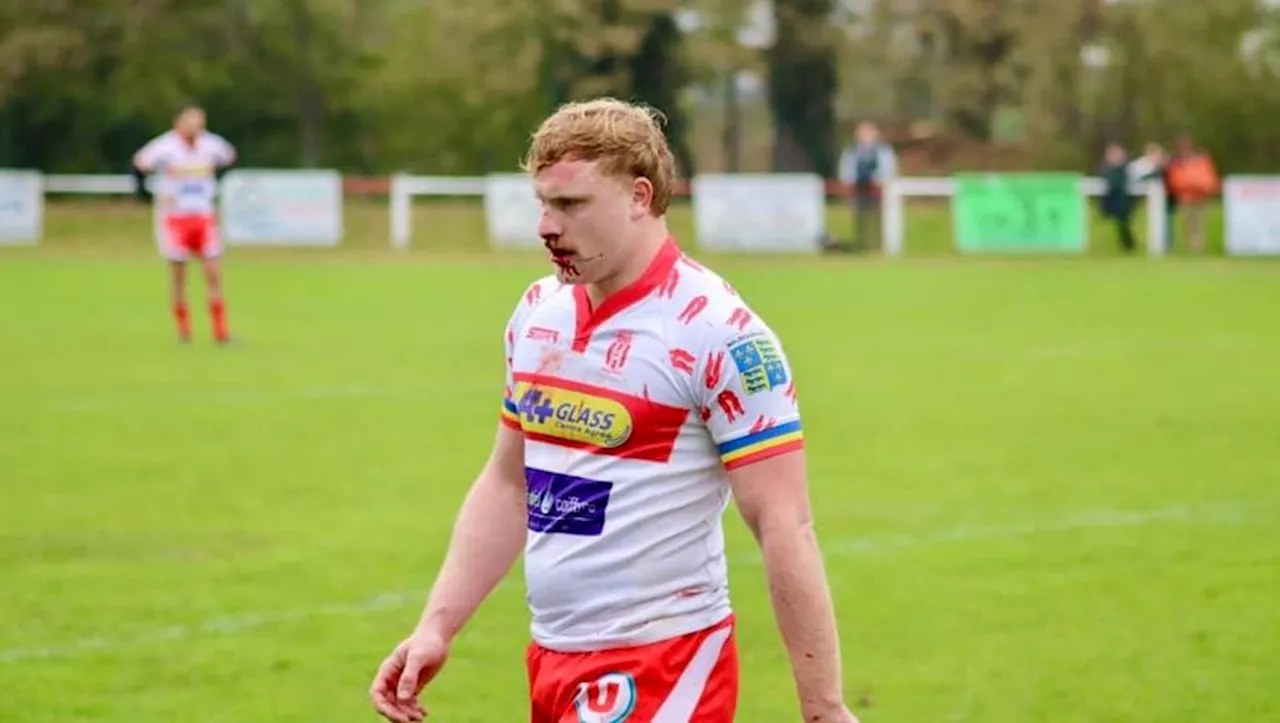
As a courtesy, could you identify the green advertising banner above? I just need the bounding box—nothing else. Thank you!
[952,173,1087,253]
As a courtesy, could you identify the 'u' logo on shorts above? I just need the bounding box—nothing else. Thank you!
[574,672,636,722]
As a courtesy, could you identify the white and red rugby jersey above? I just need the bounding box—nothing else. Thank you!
[136,131,235,215]
[500,239,804,652]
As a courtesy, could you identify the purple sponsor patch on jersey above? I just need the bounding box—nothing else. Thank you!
[525,468,612,536]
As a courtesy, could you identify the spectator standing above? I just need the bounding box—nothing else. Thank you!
[1165,134,1220,253]
[836,122,897,252]
[1098,142,1137,253]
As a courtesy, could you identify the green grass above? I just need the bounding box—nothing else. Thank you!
[0,201,1277,722]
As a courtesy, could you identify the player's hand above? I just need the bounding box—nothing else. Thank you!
[129,166,151,203]
[801,702,861,722]
[370,628,451,722]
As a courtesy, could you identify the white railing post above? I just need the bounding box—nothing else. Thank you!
[1144,182,1167,257]
[882,179,905,256]
[390,173,410,250]
[386,175,489,249]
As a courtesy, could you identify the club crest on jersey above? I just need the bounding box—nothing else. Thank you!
[603,331,633,372]
[513,382,633,448]
[574,672,637,723]
[728,332,789,395]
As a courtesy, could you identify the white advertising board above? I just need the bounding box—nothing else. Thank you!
[219,170,343,246]
[1224,175,1280,255]
[483,173,543,249]
[691,174,826,252]
[0,170,43,244]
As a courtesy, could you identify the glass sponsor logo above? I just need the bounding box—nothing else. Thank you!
[513,382,632,448]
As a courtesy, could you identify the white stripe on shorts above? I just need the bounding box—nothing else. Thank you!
[651,624,732,723]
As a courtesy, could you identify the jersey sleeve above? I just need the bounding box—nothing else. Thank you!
[500,277,556,431]
[692,308,803,471]
[209,134,237,166]
[134,135,169,171]
[500,309,522,431]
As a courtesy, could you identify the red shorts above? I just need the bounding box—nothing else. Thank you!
[526,616,738,723]
[160,213,220,261]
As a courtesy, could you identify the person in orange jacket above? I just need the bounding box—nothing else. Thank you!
[1165,133,1220,253]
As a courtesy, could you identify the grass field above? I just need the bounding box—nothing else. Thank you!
[1,200,1277,722]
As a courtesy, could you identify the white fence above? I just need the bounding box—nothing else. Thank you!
[884,176,1169,257]
[389,173,487,248]
[7,171,346,247]
[391,172,1170,256]
[10,170,1280,256]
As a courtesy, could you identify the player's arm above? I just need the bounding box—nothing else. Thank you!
[694,316,854,722]
[212,134,237,180]
[132,134,167,174]
[730,447,851,721]
[372,418,527,723]
[132,149,152,174]
[131,138,164,201]
[412,419,526,642]
[373,282,545,723]
[409,290,540,642]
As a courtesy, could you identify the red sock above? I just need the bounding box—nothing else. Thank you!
[173,303,191,339]
[210,299,229,342]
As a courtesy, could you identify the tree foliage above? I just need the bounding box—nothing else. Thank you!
[836,0,1280,170]
[768,0,838,175]
[0,0,1276,175]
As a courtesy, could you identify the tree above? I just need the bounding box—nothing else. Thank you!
[630,12,696,175]
[682,0,766,171]
[1017,0,1099,166]
[767,0,838,174]
[1091,0,1280,171]
[913,0,1022,141]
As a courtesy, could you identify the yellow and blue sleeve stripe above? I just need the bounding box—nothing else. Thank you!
[718,420,803,470]
[500,397,521,430]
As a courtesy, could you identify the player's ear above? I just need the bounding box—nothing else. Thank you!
[631,176,654,219]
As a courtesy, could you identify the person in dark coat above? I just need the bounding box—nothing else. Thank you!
[836,122,897,252]
[1098,142,1137,253]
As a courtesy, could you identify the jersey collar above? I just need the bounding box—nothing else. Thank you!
[572,237,680,352]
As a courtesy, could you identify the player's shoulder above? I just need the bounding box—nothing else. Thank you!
[508,274,568,321]
[669,253,749,304]
[514,274,564,305]
[202,131,234,148]
[142,130,178,150]
[660,253,773,345]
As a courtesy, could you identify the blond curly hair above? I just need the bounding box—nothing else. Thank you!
[522,98,677,216]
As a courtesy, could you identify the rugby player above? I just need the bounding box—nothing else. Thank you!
[370,98,857,723]
[132,105,236,344]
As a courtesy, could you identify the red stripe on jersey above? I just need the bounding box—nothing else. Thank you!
[704,351,725,389]
[721,438,804,470]
[670,348,696,374]
[571,238,681,352]
[677,295,708,324]
[659,265,680,298]
[511,372,688,462]
[726,307,752,331]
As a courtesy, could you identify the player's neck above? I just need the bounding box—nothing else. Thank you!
[585,225,669,305]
